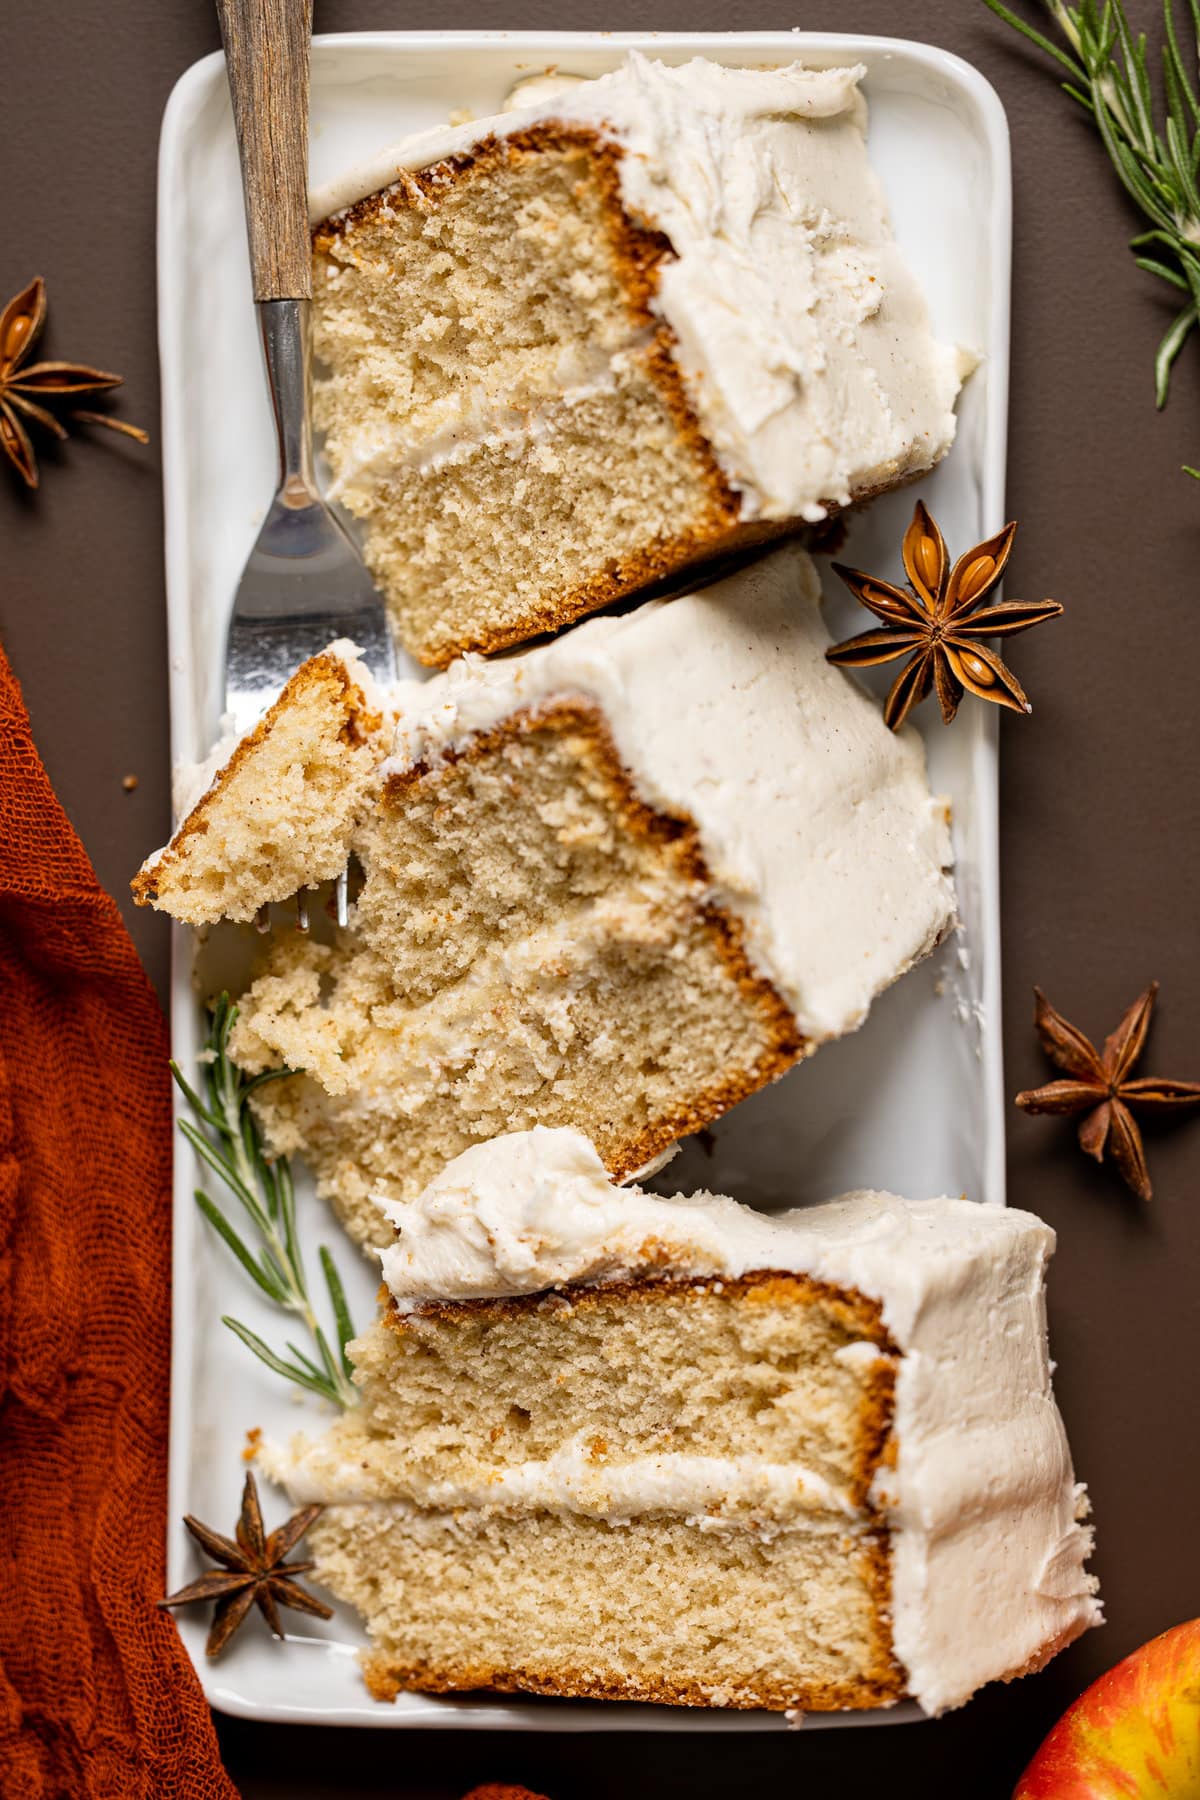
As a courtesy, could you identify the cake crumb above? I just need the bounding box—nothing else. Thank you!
[243,1426,263,1463]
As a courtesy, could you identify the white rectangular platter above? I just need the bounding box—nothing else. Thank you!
[158,30,1011,1731]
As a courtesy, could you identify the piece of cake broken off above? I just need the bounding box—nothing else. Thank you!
[309,54,965,665]
[224,546,954,1247]
[261,1128,1101,1714]
[131,642,391,926]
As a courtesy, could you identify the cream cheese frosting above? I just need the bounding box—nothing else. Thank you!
[311,53,965,522]
[361,1126,1100,1714]
[273,1439,862,1529]
[380,543,955,1042]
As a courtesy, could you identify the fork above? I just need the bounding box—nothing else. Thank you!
[214,0,396,928]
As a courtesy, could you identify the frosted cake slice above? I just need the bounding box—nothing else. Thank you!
[309,53,965,665]
[220,546,954,1246]
[264,1127,1101,1714]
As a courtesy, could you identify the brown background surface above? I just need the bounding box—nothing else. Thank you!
[4,2,1200,1795]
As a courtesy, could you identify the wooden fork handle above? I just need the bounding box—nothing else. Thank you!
[215,0,313,302]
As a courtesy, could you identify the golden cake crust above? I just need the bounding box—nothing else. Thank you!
[361,1649,905,1712]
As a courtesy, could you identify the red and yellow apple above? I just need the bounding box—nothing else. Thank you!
[1016,1619,1200,1797]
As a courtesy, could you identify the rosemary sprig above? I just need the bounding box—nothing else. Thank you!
[171,992,357,1408]
[984,0,1200,471]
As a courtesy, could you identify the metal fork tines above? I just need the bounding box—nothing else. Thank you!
[255,873,349,937]
[216,0,395,929]
[224,302,395,737]
[228,309,391,933]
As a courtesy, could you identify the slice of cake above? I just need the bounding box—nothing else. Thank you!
[309,53,965,666]
[132,641,391,926]
[223,545,955,1246]
[263,1127,1101,1715]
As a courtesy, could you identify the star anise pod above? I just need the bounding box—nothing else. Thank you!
[0,276,148,489]
[159,1471,333,1656]
[1015,983,1200,1202]
[825,501,1063,730]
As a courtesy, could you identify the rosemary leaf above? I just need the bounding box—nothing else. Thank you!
[169,1059,219,1128]
[1155,301,1198,402]
[985,0,1200,459]
[223,1317,343,1405]
[982,0,1086,73]
[1114,11,1155,145]
[240,1105,261,1189]
[195,1190,287,1302]
[244,1067,295,1094]
[178,1117,268,1230]
[1161,24,1199,130]
[175,993,359,1409]
[1134,253,1191,285]
[285,1340,330,1382]
[1177,250,1200,311]
[1095,94,1175,228]
[321,1246,357,1378]
[258,1146,281,1225]
[257,1244,290,1295]
[278,1157,304,1292]
[1165,111,1200,209]
[313,1326,348,1396]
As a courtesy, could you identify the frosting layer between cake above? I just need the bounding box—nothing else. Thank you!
[278,1443,862,1526]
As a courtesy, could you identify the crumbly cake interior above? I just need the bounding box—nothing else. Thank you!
[314,133,752,668]
[313,1506,900,1711]
[231,705,802,1247]
[131,654,385,926]
[277,1273,902,1710]
[296,1273,896,1504]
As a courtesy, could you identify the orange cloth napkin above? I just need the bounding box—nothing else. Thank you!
[0,642,236,1797]
[462,1788,552,1799]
